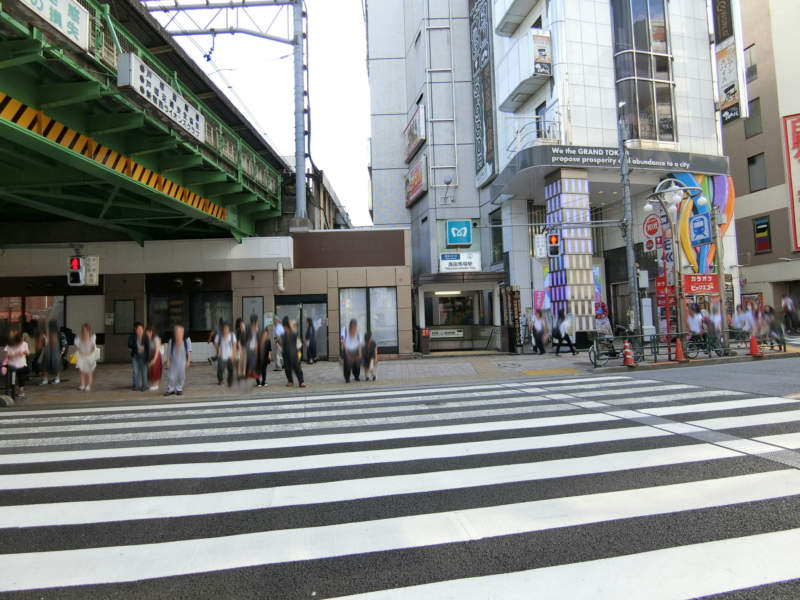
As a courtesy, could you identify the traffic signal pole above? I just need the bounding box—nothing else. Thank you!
[618,118,642,336]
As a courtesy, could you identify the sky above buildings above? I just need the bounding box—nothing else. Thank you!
[152,0,372,225]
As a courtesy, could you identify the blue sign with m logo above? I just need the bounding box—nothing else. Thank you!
[446,220,472,246]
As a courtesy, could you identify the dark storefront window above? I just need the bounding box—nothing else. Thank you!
[148,292,231,339]
[191,292,233,331]
[0,296,64,344]
[611,0,675,143]
[490,209,503,265]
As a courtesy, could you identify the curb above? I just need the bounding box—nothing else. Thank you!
[593,350,799,373]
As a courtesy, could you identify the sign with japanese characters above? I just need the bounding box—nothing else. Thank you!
[404,104,426,163]
[643,214,662,240]
[440,251,481,273]
[84,255,100,286]
[531,29,552,76]
[656,275,676,307]
[20,0,90,50]
[782,113,800,251]
[117,53,206,143]
[429,328,464,339]
[405,153,428,208]
[683,274,720,295]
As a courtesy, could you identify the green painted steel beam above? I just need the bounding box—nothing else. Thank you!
[38,81,105,109]
[204,182,243,198]
[222,192,258,207]
[183,170,229,185]
[0,191,147,244]
[238,202,272,216]
[127,134,177,156]
[159,154,203,173]
[88,112,144,136]
[0,116,253,238]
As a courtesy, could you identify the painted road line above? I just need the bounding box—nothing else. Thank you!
[0,444,738,528]
[333,528,800,600]
[0,404,590,449]
[0,425,672,490]
[0,412,620,464]
[642,397,799,416]
[690,409,800,431]
[755,432,800,450]
[522,368,579,376]
[575,384,695,398]
[600,390,747,406]
[0,394,558,436]
[1,470,798,592]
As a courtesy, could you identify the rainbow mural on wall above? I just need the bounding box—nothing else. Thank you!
[670,173,736,275]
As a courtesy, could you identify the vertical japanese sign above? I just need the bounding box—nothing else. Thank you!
[20,0,90,51]
[782,114,800,251]
[712,0,748,124]
[469,0,497,188]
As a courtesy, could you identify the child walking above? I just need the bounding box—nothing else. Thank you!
[76,323,96,392]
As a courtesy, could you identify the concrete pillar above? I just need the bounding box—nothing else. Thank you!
[492,283,501,326]
[545,168,594,332]
[417,286,426,329]
[473,292,480,325]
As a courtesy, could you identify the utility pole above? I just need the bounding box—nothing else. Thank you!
[293,0,307,220]
[711,206,728,349]
[618,115,641,335]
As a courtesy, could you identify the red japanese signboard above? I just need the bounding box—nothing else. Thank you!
[656,275,676,307]
[782,114,800,251]
[683,274,720,295]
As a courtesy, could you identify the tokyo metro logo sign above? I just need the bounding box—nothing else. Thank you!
[446,220,472,246]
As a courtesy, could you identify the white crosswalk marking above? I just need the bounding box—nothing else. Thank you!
[1,376,800,597]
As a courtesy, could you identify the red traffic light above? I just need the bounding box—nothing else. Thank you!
[69,257,81,271]
[548,234,559,245]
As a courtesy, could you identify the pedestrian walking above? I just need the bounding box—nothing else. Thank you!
[146,325,162,392]
[256,326,272,387]
[553,309,576,356]
[781,294,797,333]
[128,322,149,391]
[40,321,65,385]
[531,309,549,355]
[246,317,260,380]
[234,319,248,381]
[75,323,96,392]
[363,331,378,381]
[304,317,317,364]
[765,306,786,352]
[273,316,285,372]
[207,318,223,366]
[215,322,236,387]
[281,316,305,387]
[342,319,362,383]
[164,325,191,396]
[3,329,29,399]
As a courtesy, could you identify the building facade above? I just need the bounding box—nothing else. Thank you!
[367,0,743,349]
[723,0,800,310]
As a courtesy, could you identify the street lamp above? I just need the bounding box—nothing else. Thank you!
[644,178,703,352]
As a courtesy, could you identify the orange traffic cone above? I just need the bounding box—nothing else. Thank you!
[749,335,763,358]
[622,339,636,368]
[674,338,687,363]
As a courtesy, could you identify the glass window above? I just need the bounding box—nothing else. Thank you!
[490,209,503,265]
[611,0,675,143]
[190,292,232,332]
[535,101,547,138]
[0,297,22,343]
[744,98,762,138]
[747,153,767,192]
[369,287,398,349]
[242,296,264,327]
[745,44,757,82]
[339,288,368,340]
[753,216,771,254]
[436,296,474,326]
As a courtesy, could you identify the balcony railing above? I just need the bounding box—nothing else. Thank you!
[505,114,562,162]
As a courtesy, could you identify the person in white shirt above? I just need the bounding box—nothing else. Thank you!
[342,319,363,382]
[530,309,549,355]
[687,305,706,348]
[781,294,796,332]
[3,330,29,399]
[215,322,235,387]
[165,325,191,396]
[272,316,285,371]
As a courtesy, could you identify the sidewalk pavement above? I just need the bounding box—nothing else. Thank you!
[8,352,590,407]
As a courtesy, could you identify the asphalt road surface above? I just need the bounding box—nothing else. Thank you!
[1,369,800,598]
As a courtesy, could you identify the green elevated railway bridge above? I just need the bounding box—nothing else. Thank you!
[0,0,286,244]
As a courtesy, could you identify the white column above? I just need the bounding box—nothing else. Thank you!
[492,283,502,326]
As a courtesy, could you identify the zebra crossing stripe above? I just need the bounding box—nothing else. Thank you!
[0,412,619,465]
[0,425,673,490]
[332,528,800,599]
[1,470,798,592]
[0,444,738,528]
[643,397,799,416]
[690,409,800,431]
[755,431,800,450]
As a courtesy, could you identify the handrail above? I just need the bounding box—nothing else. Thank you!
[505,115,561,160]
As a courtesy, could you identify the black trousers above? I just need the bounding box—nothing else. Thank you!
[258,356,269,385]
[343,354,360,382]
[554,333,575,355]
[217,358,234,386]
[284,353,304,384]
[532,330,546,354]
